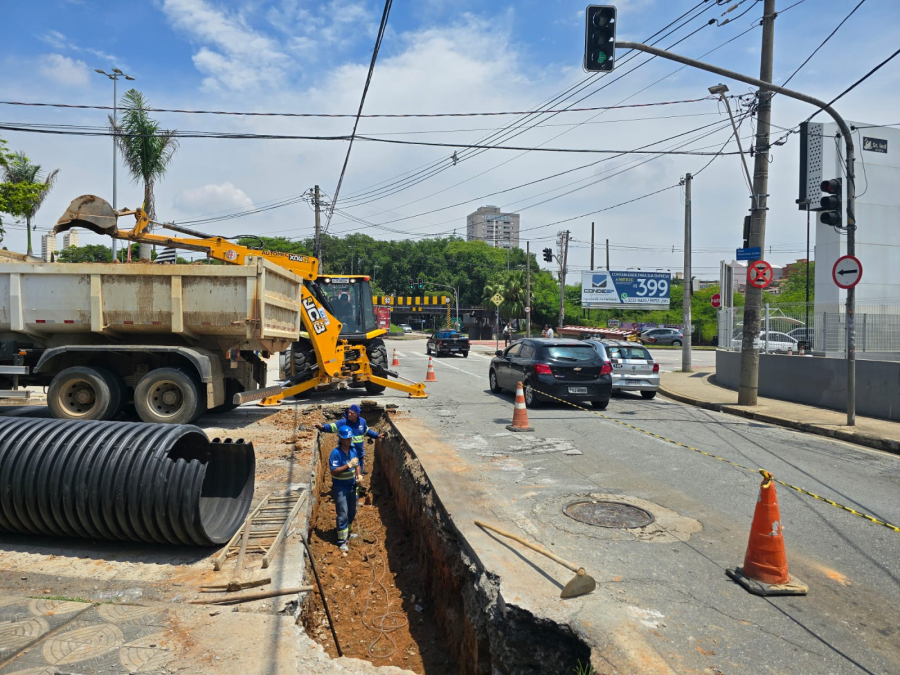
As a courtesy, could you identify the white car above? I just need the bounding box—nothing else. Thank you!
[731,331,799,353]
[399,324,413,334]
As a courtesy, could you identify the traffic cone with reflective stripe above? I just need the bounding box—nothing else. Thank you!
[727,471,808,596]
[425,357,438,382]
[506,381,534,432]
[392,349,400,366]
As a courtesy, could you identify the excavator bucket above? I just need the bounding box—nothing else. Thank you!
[54,195,120,236]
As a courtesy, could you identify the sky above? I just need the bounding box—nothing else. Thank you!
[1,0,898,281]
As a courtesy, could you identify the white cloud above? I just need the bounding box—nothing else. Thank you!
[161,0,290,92]
[38,53,90,86]
[174,182,254,214]
[37,30,68,50]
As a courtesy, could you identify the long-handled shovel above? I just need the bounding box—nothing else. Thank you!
[474,520,596,599]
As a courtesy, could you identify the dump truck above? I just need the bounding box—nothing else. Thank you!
[0,195,425,424]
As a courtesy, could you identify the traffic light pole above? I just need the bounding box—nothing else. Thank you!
[682,172,692,374]
[526,241,532,337]
[615,40,857,425]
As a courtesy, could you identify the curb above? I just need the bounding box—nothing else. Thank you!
[659,385,900,457]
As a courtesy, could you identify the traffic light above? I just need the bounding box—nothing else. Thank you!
[584,5,617,72]
[820,178,842,227]
[543,248,553,263]
[742,215,751,249]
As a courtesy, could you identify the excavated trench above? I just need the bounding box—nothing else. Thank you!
[301,404,592,675]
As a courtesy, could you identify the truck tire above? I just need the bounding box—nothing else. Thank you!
[364,339,388,394]
[134,367,203,425]
[48,366,122,421]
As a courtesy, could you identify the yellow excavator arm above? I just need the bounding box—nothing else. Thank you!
[54,195,426,400]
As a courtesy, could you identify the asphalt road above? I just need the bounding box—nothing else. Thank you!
[388,339,900,675]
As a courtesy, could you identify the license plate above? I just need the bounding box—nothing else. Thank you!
[450,347,458,351]
[568,387,588,394]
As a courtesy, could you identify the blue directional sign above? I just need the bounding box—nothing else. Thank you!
[581,270,671,310]
[736,247,761,261]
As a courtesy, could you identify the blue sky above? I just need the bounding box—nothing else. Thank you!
[2,0,898,278]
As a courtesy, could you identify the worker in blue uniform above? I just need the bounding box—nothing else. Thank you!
[329,425,361,552]
[316,403,380,475]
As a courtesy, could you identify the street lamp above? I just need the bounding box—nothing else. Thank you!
[708,84,753,194]
[95,68,135,261]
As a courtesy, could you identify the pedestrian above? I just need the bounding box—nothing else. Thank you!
[546,325,554,338]
[503,323,511,347]
[328,425,361,552]
[315,403,380,475]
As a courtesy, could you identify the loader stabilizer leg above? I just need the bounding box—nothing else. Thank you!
[258,375,323,406]
[366,374,427,399]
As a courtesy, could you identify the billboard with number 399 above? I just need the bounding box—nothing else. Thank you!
[581,270,671,310]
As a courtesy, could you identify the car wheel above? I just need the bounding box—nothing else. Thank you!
[672,340,682,347]
[641,391,657,400]
[591,399,609,410]
[426,345,431,355]
[523,380,540,408]
[462,351,469,358]
[489,369,501,393]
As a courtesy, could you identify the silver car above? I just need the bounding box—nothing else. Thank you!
[590,339,659,399]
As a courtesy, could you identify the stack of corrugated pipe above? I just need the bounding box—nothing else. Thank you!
[0,417,254,546]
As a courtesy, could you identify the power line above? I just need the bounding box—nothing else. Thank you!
[323,0,393,235]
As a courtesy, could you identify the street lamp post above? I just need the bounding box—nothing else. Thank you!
[95,68,135,261]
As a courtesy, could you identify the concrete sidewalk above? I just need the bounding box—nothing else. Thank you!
[660,369,900,455]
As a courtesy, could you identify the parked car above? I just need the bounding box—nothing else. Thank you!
[787,327,814,344]
[731,331,798,353]
[398,323,413,334]
[589,340,659,399]
[427,330,470,357]
[640,328,684,346]
[489,339,612,409]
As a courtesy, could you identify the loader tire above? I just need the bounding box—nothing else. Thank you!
[364,339,388,394]
[290,340,316,399]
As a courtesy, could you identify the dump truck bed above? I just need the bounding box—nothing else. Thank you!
[0,258,302,352]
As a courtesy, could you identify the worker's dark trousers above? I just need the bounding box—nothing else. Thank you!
[333,483,357,545]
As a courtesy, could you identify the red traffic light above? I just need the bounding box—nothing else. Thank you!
[821,178,841,194]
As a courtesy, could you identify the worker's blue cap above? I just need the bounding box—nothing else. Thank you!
[347,404,361,416]
[337,425,354,440]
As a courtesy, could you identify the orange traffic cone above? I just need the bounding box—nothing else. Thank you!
[425,357,438,382]
[392,349,400,366]
[506,381,534,432]
[727,471,808,596]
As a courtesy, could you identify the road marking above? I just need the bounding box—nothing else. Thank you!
[402,353,482,378]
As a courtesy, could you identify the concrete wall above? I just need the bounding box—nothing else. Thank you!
[716,350,900,421]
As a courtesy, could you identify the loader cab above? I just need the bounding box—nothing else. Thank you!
[316,275,385,342]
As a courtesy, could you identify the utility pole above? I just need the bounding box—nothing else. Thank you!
[590,222,595,269]
[526,241,532,337]
[558,230,570,330]
[682,173,692,373]
[313,185,322,265]
[605,238,610,270]
[737,0,776,406]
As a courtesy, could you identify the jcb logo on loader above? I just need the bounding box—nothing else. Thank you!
[302,298,327,334]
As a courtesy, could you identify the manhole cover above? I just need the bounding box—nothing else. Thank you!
[563,500,655,529]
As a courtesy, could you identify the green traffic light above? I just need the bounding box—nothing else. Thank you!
[595,50,608,65]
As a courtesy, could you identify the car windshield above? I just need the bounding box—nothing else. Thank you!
[541,345,597,361]
[606,346,651,360]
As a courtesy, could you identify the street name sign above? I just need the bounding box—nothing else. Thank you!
[832,255,862,289]
[581,270,671,310]
[736,247,761,261]
[747,260,774,289]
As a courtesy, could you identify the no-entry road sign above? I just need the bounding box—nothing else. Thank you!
[747,260,774,289]
[710,293,721,308]
[832,255,862,289]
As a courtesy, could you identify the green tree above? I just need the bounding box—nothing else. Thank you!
[500,271,526,323]
[0,148,57,255]
[111,89,178,259]
[57,244,114,263]
[773,262,815,303]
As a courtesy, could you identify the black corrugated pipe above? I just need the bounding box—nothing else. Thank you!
[0,418,254,546]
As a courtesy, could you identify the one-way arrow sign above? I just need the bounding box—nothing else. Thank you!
[832,255,863,289]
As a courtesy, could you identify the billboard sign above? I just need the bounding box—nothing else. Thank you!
[581,270,671,310]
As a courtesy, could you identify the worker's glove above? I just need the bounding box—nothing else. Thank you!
[348,457,359,468]
[314,423,326,431]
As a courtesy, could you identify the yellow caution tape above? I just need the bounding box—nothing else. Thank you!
[531,387,900,534]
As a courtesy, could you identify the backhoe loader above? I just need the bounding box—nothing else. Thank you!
[54,194,427,406]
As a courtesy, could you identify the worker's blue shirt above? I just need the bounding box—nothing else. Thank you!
[325,416,379,455]
[329,446,359,490]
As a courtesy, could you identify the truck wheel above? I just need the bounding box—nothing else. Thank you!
[134,368,203,425]
[364,339,388,394]
[48,366,121,421]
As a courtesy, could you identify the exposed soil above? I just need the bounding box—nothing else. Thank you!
[302,433,455,674]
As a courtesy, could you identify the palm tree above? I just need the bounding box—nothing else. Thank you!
[110,89,178,259]
[501,272,526,324]
[1,151,58,256]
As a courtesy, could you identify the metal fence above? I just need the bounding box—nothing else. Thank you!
[718,301,900,361]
